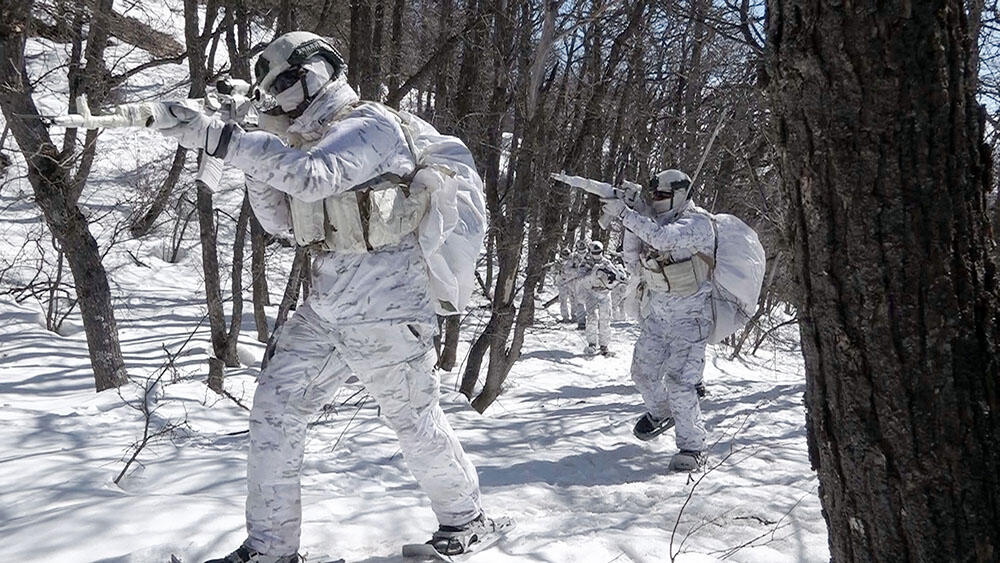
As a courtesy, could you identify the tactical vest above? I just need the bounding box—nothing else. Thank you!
[286,104,429,253]
[639,249,713,297]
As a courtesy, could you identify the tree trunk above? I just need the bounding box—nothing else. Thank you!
[274,246,310,333]
[436,314,460,371]
[250,217,270,342]
[223,192,252,371]
[766,1,1000,560]
[0,1,127,392]
[184,0,234,390]
[276,0,297,35]
[349,0,379,98]
[195,180,234,369]
[386,0,405,95]
[432,0,453,123]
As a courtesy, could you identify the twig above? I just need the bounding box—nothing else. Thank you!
[330,397,369,453]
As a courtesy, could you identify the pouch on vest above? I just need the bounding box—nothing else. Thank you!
[289,198,326,246]
[640,254,711,297]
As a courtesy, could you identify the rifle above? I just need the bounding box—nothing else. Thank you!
[550,172,642,228]
[50,77,258,191]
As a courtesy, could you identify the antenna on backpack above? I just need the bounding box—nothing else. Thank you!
[690,109,731,186]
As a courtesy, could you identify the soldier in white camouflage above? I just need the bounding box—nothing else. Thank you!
[580,240,625,356]
[553,248,576,323]
[158,31,493,562]
[608,250,631,321]
[602,169,713,472]
[569,239,593,330]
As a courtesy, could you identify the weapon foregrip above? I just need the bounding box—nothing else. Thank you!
[550,172,619,199]
[52,102,156,129]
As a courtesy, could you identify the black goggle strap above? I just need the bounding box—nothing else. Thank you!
[649,176,690,191]
[648,176,691,202]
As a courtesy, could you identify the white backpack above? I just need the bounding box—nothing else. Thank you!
[392,109,488,316]
[699,211,766,344]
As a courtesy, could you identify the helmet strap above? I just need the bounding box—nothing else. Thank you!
[286,76,312,118]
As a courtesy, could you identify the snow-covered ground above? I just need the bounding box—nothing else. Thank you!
[0,245,827,562]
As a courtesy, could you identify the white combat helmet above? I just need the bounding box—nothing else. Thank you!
[589,240,604,255]
[649,169,693,221]
[254,31,346,117]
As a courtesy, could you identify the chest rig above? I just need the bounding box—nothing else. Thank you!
[285,103,429,253]
[638,246,714,297]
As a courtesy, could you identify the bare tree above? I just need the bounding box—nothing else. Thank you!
[0,0,127,391]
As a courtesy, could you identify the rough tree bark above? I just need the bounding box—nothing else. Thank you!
[436,315,460,371]
[766,1,1000,560]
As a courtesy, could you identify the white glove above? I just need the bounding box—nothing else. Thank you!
[159,105,232,157]
[599,198,628,229]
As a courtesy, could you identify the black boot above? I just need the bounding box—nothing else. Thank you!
[632,412,675,441]
[203,545,299,563]
[429,513,492,556]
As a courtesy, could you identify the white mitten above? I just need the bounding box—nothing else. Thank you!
[599,198,628,229]
[158,104,233,157]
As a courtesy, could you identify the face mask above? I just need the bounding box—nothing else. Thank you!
[651,196,675,215]
[651,188,688,218]
[273,58,333,114]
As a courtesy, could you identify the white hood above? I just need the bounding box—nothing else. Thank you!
[286,77,360,143]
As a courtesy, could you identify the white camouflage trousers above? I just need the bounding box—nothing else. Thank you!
[573,277,590,324]
[245,303,482,556]
[629,288,711,452]
[558,281,573,321]
[584,289,612,347]
[610,283,629,321]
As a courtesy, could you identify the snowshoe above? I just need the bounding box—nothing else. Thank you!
[632,412,674,441]
[584,344,599,356]
[202,545,299,563]
[599,345,614,357]
[670,449,707,472]
[402,514,515,560]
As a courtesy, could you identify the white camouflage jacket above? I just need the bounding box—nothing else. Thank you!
[226,79,436,326]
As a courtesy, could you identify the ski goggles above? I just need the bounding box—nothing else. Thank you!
[649,176,691,200]
[255,38,345,91]
[269,66,308,95]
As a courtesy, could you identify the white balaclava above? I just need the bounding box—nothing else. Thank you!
[650,169,693,221]
[273,57,335,114]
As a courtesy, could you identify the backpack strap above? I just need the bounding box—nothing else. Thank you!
[375,103,460,180]
[370,102,421,168]
[699,214,719,277]
[706,213,719,340]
